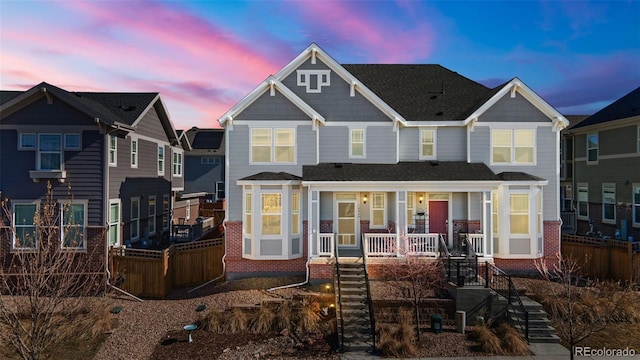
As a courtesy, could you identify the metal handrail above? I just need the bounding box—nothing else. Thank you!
[359,234,376,353]
[333,235,346,351]
[484,262,529,343]
[438,233,451,257]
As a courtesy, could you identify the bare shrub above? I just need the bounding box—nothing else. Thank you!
[297,298,321,333]
[223,308,249,334]
[251,305,275,334]
[201,308,225,333]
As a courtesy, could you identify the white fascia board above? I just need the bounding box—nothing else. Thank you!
[218,75,324,128]
[275,43,407,127]
[464,78,569,130]
[301,181,503,192]
[501,180,549,186]
[401,120,467,127]
[236,179,302,186]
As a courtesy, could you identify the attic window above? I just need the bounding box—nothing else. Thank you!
[297,70,330,93]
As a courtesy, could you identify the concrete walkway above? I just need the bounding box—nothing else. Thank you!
[340,342,640,359]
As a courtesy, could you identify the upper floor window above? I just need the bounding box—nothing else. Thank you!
[173,152,183,177]
[108,200,120,246]
[371,192,386,228]
[602,183,616,224]
[633,184,640,228]
[350,129,365,158]
[38,134,62,170]
[64,134,81,150]
[577,183,589,219]
[108,135,117,166]
[157,146,165,175]
[61,202,86,249]
[420,129,436,159]
[587,133,598,163]
[13,202,38,249]
[202,156,221,165]
[251,128,295,163]
[297,69,331,93]
[131,139,138,168]
[19,133,36,149]
[491,129,535,164]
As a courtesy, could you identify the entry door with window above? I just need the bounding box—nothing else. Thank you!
[336,195,358,247]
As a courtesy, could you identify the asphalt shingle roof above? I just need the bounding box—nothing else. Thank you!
[240,172,302,181]
[303,162,500,182]
[571,86,640,130]
[497,172,546,182]
[342,64,492,121]
[185,127,224,150]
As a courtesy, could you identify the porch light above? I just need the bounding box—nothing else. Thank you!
[363,194,368,204]
[419,194,424,204]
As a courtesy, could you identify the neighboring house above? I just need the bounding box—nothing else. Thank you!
[182,127,225,202]
[561,86,640,241]
[0,82,186,264]
[218,43,568,281]
[559,115,588,234]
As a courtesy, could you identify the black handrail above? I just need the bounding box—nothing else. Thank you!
[333,234,346,351]
[359,234,376,353]
[484,261,529,343]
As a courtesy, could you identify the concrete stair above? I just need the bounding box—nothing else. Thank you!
[507,296,561,343]
[334,260,374,352]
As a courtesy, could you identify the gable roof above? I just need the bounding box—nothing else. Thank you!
[185,127,224,150]
[571,86,640,130]
[0,82,180,145]
[342,64,490,121]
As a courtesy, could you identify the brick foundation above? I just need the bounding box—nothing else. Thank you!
[494,220,561,273]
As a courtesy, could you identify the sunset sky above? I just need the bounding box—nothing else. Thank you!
[1,0,639,130]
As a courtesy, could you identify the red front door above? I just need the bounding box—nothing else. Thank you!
[429,201,448,235]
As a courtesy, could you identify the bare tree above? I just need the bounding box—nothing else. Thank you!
[379,246,444,337]
[536,253,634,360]
[0,183,107,360]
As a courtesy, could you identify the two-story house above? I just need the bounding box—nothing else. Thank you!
[0,82,185,270]
[561,86,640,241]
[181,127,225,202]
[219,44,568,281]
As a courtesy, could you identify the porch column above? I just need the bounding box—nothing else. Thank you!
[484,191,493,256]
[310,189,319,257]
[398,191,406,256]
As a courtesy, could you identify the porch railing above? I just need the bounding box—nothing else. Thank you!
[319,233,334,257]
[406,233,439,256]
[464,233,484,256]
[364,233,397,256]
[561,211,576,234]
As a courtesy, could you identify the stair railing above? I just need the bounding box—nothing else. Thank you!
[438,233,451,257]
[484,261,529,343]
[333,234,346,351]
[359,233,376,353]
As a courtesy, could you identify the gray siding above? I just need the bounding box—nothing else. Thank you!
[318,125,396,163]
[398,127,418,161]
[399,127,466,161]
[171,147,185,190]
[134,105,169,140]
[184,155,224,195]
[235,91,309,120]
[1,96,95,126]
[600,125,638,155]
[478,94,549,123]
[227,124,317,221]
[574,158,639,203]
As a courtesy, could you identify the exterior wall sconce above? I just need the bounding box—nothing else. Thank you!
[419,194,424,204]
[363,194,368,204]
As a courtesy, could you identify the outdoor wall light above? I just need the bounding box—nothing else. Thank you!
[363,194,368,204]
[419,194,424,204]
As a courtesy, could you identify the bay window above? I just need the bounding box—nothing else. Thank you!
[261,194,281,236]
[510,194,529,235]
[292,192,300,235]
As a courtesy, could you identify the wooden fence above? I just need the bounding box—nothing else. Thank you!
[109,237,224,298]
[561,234,640,284]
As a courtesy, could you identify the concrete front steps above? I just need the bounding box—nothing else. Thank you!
[334,260,375,352]
[508,295,561,343]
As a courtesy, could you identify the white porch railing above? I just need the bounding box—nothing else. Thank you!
[406,233,439,256]
[364,233,398,256]
[462,233,485,255]
[318,233,334,257]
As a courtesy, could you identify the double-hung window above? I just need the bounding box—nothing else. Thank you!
[292,192,300,235]
[633,184,640,227]
[157,146,165,175]
[108,135,117,166]
[13,203,38,249]
[261,193,282,236]
[509,194,529,235]
[491,129,535,164]
[131,139,138,168]
[108,200,121,246]
[420,129,436,159]
[62,202,86,249]
[130,197,140,241]
[148,196,156,236]
[251,128,295,163]
[244,193,252,237]
[38,134,62,170]
[371,193,386,228]
[406,192,415,228]
[173,151,183,176]
[577,183,589,219]
[162,194,170,231]
[587,133,598,163]
[19,133,36,149]
[602,184,616,224]
[350,129,365,158]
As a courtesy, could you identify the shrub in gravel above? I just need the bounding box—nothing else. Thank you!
[297,299,321,333]
[201,308,225,333]
[376,308,417,357]
[471,325,503,355]
[496,323,529,355]
[275,302,294,332]
[251,305,275,334]
[223,308,250,334]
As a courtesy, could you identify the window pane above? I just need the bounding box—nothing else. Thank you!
[15,204,36,225]
[275,129,293,145]
[338,202,355,217]
[510,215,529,234]
[351,143,364,157]
[275,146,294,162]
[15,227,36,247]
[64,204,85,225]
[511,194,528,212]
[514,130,534,146]
[20,134,36,148]
[39,134,61,151]
[372,210,384,226]
[63,226,83,248]
[261,215,281,235]
[493,130,511,146]
[421,130,434,143]
[252,146,271,162]
[252,129,271,145]
[422,144,434,157]
[262,194,281,212]
[110,203,120,222]
[493,148,511,163]
[40,153,61,170]
[65,134,80,149]
[351,130,363,142]
[515,148,534,163]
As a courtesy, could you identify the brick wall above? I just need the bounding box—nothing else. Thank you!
[577,203,640,241]
[494,220,561,273]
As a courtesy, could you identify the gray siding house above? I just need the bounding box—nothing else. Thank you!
[561,86,640,241]
[218,44,568,280]
[0,82,186,261]
[182,127,225,202]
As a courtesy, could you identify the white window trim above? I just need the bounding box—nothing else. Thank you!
[130,197,140,241]
[244,191,252,238]
[162,194,170,231]
[18,133,36,150]
[633,183,640,228]
[131,139,138,168]
[602,183,616,224]
[64,133,81,150]
[216,181,225,201]
[296,69,331,93]
[148,195,156,236]
[108,135,117,167]
[38,133,63,171]
[587,133,599,164]
[370,192,387,229]
[419,128,437,160]
[11,200,39,250]
[490,129,536,165]
[172,150,183,177]
[108,199,121,247]
[157,145,165,175]
[250,128,296,164]
[577,183,589,220]
[60,200,87,250]
[292,191,300,235]
[185,199,191,221]
[349,128,366,158]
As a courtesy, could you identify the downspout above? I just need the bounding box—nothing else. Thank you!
[268,255,310,292]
